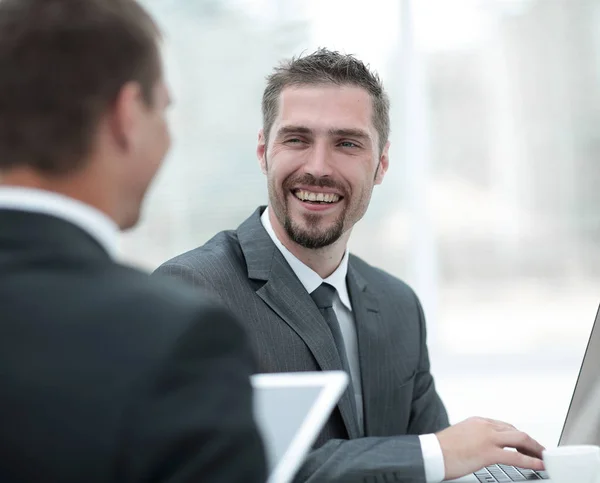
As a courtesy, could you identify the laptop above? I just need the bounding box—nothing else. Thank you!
[251,371,348,483]
[447,304,600,482]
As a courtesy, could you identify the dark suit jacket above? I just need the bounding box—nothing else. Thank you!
[0,209,266,483]
[155,207,450,483]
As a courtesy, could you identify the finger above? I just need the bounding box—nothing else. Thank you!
[495,430,546,458]
[493,449,545,471]
[482,418,516,431]
[518,445,547,459]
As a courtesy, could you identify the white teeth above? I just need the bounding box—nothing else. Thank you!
[294,190,340,203]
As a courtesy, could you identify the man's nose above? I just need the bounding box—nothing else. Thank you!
[303,142,333,178]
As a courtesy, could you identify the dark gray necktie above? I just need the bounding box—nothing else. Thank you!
[310,283,354,384]
[310,282,352,378]
[311,283,362,434]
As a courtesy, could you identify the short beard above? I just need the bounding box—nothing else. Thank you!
[284,212,344,249]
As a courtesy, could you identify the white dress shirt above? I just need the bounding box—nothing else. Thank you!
[0,186,119,259]
[261,207,446,483]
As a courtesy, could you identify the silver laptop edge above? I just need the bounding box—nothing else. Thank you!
[447,303,600,482]
[252,371,348,483]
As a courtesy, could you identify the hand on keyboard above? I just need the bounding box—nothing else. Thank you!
[435,417,546,481]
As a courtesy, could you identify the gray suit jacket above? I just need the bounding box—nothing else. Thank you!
[154,207,449,483]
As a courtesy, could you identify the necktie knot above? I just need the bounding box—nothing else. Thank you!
[311,283,336,309]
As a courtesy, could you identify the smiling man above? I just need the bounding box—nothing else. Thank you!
[155,49,546,483]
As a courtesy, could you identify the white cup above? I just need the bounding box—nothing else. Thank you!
[543,445,600,483]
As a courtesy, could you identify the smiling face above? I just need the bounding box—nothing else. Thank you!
[257,84,389,250]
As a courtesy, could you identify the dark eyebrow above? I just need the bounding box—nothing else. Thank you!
[328,128,370,141]
[275,125,371,142]
[275,125,313,137]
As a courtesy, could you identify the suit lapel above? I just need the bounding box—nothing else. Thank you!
[237,208,361,439]
[347,263,382,436]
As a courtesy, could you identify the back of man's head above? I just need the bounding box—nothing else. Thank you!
[0,0,170,229]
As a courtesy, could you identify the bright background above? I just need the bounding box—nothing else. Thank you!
[121,0,600,447]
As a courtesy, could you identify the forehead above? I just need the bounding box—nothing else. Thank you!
[274,85,375,135]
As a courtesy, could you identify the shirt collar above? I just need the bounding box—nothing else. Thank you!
[0,186,119,259]
[260,207,352,311]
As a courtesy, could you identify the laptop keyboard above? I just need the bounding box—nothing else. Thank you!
[475,465,549,482]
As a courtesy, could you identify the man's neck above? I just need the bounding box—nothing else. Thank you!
[267,208,350,279]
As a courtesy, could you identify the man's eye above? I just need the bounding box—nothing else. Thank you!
[339,141,358,148]
[285,138,303,144]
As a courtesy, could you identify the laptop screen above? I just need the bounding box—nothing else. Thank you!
[251,372,347,483]
[559,304,600,445]
[253,385,323,470]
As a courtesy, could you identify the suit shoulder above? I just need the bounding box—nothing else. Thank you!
[349,254,427,332]
[349,253,418,299]
[107,264,241,333]
[155,229,242,274]
[52,263,250,383]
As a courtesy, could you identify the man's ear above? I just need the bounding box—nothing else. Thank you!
[375,140,390,185]
[257,129,268,174]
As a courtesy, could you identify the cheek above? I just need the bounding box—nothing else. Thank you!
[344,168,374,200]
[147,119,170,172]
[140,118,169,178]
[267,155,295,187]
[157,117,171,153]
[267,169,287,196]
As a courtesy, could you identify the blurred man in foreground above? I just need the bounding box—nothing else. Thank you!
[0,1,266,482]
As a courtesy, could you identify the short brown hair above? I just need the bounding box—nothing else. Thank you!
[262,48,390,153]
[0,0,161,174]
